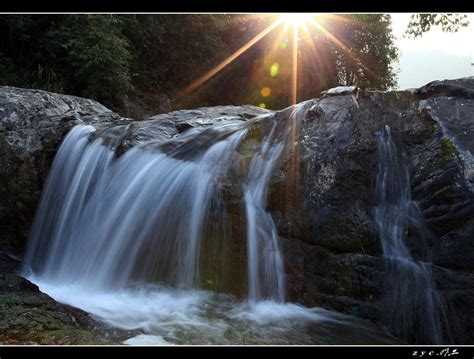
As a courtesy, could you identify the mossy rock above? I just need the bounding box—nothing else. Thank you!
[439,137,459,167]
[0,274,115,344]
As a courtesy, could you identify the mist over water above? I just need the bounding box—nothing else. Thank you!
[29,276,398,345]
[22,109,402,344]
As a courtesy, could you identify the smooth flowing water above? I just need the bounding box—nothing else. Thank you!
[244,122,286,302]
[22,113,399,344]
[24,123,248,290]
[374,126,448,344]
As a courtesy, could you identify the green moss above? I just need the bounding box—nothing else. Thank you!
[0,329,111,345]
[439,138,458,167]
[441,138,455,153]
[236,136,261,173]
[0,292,112,344]
[37,329,111,345]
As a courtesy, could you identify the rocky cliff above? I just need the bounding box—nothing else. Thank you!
[276,79,474,343]
[0,88,123,344]
[0,78,473,344]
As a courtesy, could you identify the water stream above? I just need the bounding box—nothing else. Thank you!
[374,126,448,344]
[22,112,399,345]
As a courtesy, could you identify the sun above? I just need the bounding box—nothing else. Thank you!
[182,12,338,100]
[281,13,314,28]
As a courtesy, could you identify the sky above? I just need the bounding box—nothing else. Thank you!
[390,13,474,90]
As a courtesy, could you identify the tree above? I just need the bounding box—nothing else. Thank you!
[302,14,399,92]
[0,15,133,106]
[122,14,229,95]
[186,14,399,110]
[47,15,133,105]
[405,14,470,38]
[0,14,469,112]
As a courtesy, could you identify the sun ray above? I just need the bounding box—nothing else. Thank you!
[307,18,373,77]
[181,17,284,96]
[292,24,298,106]
[323,13,366,27]
[300,23,326,74]
[290,22,301,220]
[282,13,314,28]
[177,13,373,111]
[261,24,288,70]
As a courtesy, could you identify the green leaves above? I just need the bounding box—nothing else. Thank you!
[29,63,64,93]
[405,14,470,39]
[0,15,133,106]
[46,15,133,105]
[0,14,469,111]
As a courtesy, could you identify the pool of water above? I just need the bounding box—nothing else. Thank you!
[28,277,401,345]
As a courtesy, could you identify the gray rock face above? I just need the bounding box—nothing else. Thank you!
[0,87,123,246]
[271,80,474,343]
[0,79,473,344]
[0,87,127,344]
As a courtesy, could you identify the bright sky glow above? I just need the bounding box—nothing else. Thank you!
[281,13,314,27]
[390,13,474,89]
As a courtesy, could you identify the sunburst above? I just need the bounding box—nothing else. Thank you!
[281,13,314,28]
[180,13,360,107]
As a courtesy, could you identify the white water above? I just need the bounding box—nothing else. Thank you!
[244,122,286,302]
[22,113,400,344]
[29,275,396,345]
[24,123,247,290]
[374,126,448,344]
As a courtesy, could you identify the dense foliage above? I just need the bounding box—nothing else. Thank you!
[0,14,230,108]
[0,14,468,112]
[0,15,132,105]
[297,14,399,103]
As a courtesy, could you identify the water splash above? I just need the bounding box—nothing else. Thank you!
[21,109,402,344]
[29,276,399,345]
[374,125,448,344]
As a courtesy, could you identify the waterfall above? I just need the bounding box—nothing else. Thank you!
[374,125,447,344]
[23,111,292,302]
[244,122,286,302]
[24,122,248,290]
[19,109,405,345]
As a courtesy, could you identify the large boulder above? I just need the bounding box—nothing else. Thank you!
[0,87,128,344]
[0,78,473,344]
[0,87,123,247]
[269,78,474,343]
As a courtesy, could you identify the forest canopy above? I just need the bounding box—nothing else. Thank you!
[0,14,469,114]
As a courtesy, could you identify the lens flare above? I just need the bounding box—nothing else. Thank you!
[261,87,271,97]
[270,63,280,77]
[178,13,365,110]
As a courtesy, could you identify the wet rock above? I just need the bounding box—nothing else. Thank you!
[415,77,474,100]
[0,233,113,344]
[0,86,122,244]
[1,78,473,344]
[0,87,129,344]
[267,78,474,343]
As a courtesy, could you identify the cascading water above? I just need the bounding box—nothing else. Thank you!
[374,125,448,344]
[244,122,286,302]
[24,122,247,290]
[21,110,400,344]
